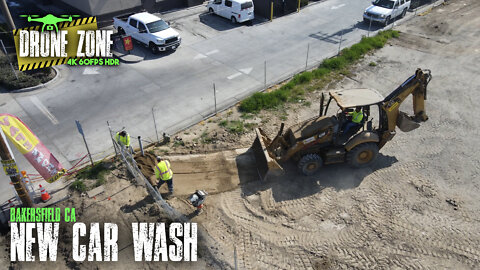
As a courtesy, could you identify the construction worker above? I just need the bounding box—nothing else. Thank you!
[155,156,174,195]
[115,130,131,152]
[343,107,364,135]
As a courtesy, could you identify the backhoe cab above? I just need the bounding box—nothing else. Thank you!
[252,68,432,179]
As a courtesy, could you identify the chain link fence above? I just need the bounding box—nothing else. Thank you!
[107,123,187,222]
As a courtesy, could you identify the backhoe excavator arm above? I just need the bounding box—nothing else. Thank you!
[379,68,432,148]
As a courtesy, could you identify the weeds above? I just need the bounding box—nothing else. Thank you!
[200,131,214,144]
[369,62,377,66]
[69,180,87,192]
[173,140,185,147]
[218,120,228,127]
[76,162,111,182]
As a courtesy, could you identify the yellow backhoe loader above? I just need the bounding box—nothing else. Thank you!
[252,68,432,179]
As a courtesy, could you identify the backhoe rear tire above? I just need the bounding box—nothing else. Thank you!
[298,154,322,176]
[347,143,379,168]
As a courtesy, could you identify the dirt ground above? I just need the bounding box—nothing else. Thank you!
[2,0,480,269]
[167,0,480,268]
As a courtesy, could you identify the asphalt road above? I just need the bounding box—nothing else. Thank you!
[1,0,410,204]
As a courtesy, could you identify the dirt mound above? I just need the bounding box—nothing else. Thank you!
[134,150,257,197]
[134,152,158,186]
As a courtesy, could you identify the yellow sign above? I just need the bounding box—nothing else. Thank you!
[13,17,97,71]
[2,160,19,177]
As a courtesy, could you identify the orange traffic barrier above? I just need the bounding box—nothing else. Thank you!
[39,185,51,202]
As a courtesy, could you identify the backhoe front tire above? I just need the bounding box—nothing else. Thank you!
[347,143,379,168]
[298,154,322,176]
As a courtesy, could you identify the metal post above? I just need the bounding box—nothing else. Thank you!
[152,107,159,143]
[264,60,267,87]
[0,129,33,207]
[338,29,344,55]
[213,83,217,114]
[270,1,274,22]
[76,120,94,167]
[297,0,301,12]
[0,39,17,80]
[234,245,238,270]
[0,0,16,31]
[107,121,118,156]
[83,134,94,166]
[391,1,397,29]
[305,43,309,71]
[138,136,144,156]
[368,18,372,37]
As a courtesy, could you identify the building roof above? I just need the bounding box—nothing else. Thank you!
[329,88,384,109]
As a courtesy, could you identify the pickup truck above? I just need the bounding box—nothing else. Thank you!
[363,0,410,26]
[113,12,181,54]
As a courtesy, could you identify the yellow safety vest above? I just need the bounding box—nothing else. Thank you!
[349,111,364,124]
[115,133,130,147]
[155,160,173,181]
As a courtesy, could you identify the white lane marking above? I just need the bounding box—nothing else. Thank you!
[83,66,99,75]
[240,67,253,74]
[30,96,59,125]
[205,49,219,55]
[194,54,207,60]
[227,72,242,80]
[331,4,346,9]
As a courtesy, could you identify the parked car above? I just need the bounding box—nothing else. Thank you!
[207,0,254,23]
[363,0,410,26]
[113,12,181,54]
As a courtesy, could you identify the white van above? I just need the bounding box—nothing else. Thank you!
[207,0,254,23]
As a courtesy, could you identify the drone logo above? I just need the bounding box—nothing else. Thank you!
[20,14,81,32]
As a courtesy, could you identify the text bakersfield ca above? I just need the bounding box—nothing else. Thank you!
[10,208,198,262]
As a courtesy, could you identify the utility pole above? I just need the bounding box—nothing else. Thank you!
[0,130,33,207]
[0,0,16,31]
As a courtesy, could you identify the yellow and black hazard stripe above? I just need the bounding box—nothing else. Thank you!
[19,57,80,71]
[59,17,97,29]
[13,17,97,35]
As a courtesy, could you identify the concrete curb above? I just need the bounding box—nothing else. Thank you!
[113,51,146,64]
[9,66,61,93]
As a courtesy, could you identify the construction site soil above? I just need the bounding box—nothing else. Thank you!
[2,0,480,269]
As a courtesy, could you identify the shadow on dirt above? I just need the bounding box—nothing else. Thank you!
[236,150,398,203]
[120,195,155,213]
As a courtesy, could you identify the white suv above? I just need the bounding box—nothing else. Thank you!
[363,0,410,26]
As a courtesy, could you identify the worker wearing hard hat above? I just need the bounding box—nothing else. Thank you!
[343,107,364,135]
[155,156,174,195]
[115,130,131,152]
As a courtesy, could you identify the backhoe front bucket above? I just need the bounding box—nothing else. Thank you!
[251,128,284,180]
[397,111,421,132]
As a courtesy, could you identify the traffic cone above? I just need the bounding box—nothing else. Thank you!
[39,185,51,202]
[8,200,15,208]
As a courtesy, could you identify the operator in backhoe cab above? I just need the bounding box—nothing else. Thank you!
[343,106,364,135]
